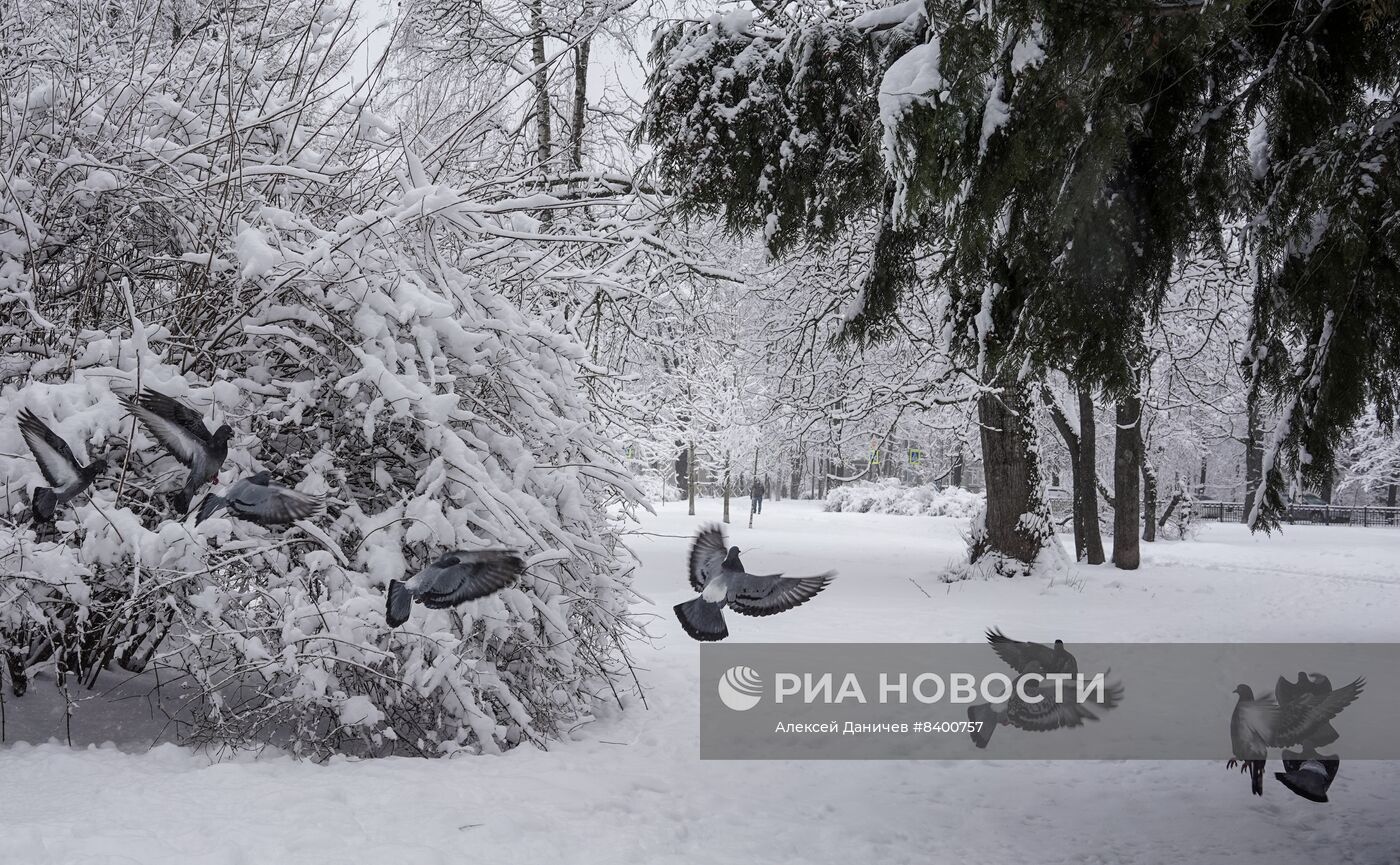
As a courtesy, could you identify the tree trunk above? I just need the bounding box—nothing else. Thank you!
[722,451,731,524]
[1242,395,1263,521]
[1042,386,1084,560]
[790,444,804,500]
[1141,428,1158,542]
[675,444,688,497]
[1320,470,1334,504]
[1388,484,1397,507]
[951,447,964,488]
[530,0,552,167]
[1078,388,1105,564]
[1159,491,1183,528]
[1112,396,1142,570]
[569,38,590,173]
[687,441,696,517]
[969,382,1050,571]
[1198,455,1208,498]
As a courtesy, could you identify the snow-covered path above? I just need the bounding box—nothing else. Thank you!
[4,500,1399,864]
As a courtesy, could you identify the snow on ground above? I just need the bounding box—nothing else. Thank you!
[3,499,1399,864]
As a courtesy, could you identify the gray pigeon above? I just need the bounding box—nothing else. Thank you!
[195,471,324,526]
[121,388,232,514]
[18,408,107,523]
[1227,676,1364,796]
[673,524,835,642]
[385,550,525,627]
[968,628,1123,749]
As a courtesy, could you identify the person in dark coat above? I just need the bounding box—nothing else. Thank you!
[749,478,766,515]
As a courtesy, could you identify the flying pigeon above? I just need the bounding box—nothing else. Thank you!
[195,471,324,526]
[1275,672,1347,750]
[1227,676,1364,795]
[18,408,107,523]
[120,388,232,514]
[673,524,835,642]
[968,628,1124,749]
[385,550,525,628]
[1275,754,1340,803]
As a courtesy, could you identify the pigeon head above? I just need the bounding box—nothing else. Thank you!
[1053,639,1065,651]
[725,546,741,561]
[1233,684,1255,700]
[213,424,235,444]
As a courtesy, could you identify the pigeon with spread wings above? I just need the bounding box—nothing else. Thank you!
[674,524,835,642]
[385,550,525,627]
[18,408,107,523]
[195,471,324,527]
[120,388,233,514]
[968,628,1124,749]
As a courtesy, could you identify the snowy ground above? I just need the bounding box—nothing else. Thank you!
[3,500,1399,864]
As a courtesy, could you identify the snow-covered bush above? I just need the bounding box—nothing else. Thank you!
[824,479,983,518]
[1,0,657,758]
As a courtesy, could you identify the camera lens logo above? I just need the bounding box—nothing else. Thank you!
[717,665,764,711]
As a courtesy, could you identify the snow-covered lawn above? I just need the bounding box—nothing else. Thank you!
[3,500,1398,864]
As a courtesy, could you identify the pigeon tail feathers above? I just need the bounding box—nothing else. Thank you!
[386,580,413,628]
[674,598,728,642]
[968,703,999,749]
[195,494,226,525]
[32,487,57,523]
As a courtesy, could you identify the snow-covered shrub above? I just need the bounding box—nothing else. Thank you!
[1,0,654,758]
[824,479,983,518]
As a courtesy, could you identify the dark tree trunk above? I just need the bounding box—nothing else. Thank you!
[722,452,731,524]
[1141,428,1158,542]
[1320,470,1334,504]
[1389,484,1397,507]
[1159,491,1183,528]
[569,38,590,173]
[1243,395,1264,521]
[951,447,964,488]
[790,445,804,500]
[1078,389,1105,564]
[1198,455,1208,498]
[1112,396,1142,570]
[1042,386,1084,560]
[970,382,1050,571]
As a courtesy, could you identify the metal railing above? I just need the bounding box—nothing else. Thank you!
[1047,498,1400,527]
[1196,501,1400,527]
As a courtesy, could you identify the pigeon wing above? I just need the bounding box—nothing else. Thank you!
[1270,677,1364,747]
[230,481,324,524]
[986,628,1056,674]
[1232,697,1278,759]
[417,550,524,609]
[18,410,82,489]
[727,571,835,617]
[122,391,211,467]
[688,525,728,592]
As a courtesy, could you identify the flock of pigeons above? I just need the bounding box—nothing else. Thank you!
[14,406,1369,800]
[672,525,1363,803]
[1229,672,1364,802]
[16,388,525,626]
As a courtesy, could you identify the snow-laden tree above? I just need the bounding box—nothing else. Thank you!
[0,0,671,757]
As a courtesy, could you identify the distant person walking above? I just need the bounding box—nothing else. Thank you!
[750,479,766,515]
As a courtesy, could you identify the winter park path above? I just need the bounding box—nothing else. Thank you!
[2,500,1398,865]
